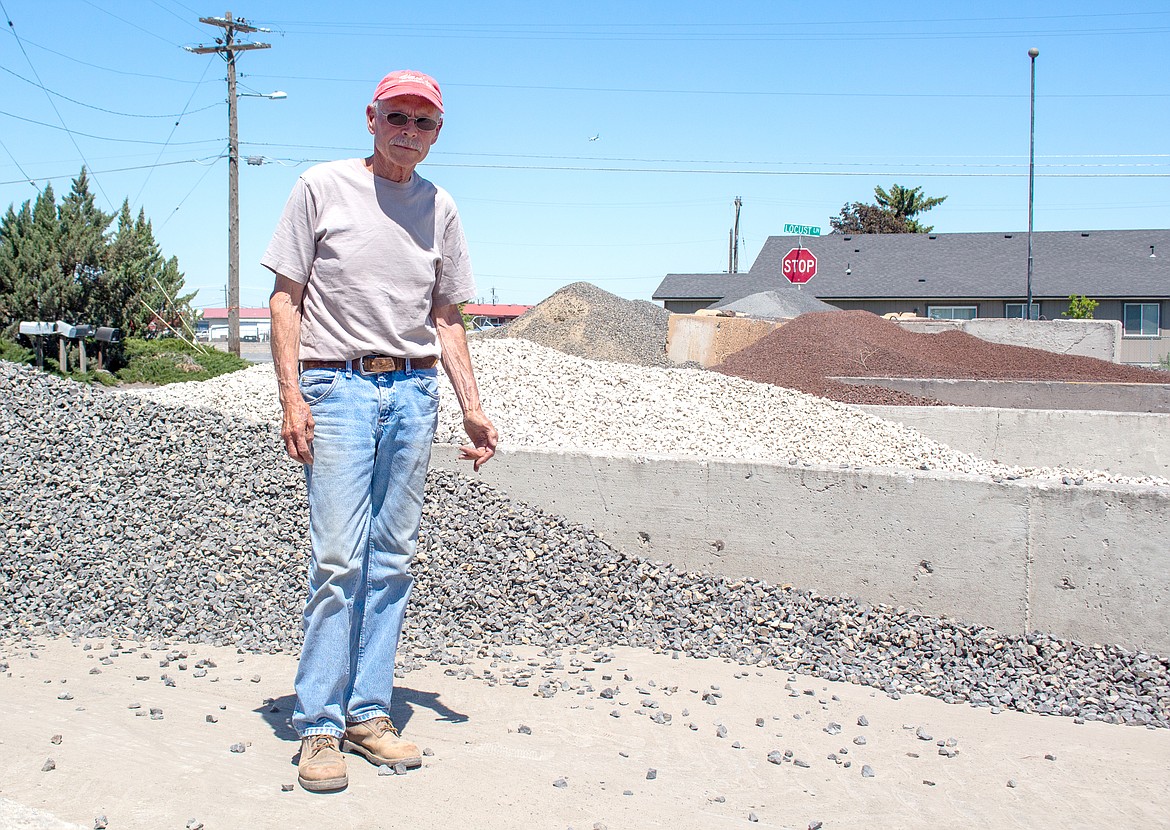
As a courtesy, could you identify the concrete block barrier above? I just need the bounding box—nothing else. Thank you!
[432,445,1170,654]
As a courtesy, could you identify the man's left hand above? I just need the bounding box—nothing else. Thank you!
[460,409,498,471]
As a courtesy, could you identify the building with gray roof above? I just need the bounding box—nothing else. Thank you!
[653,229,1170,364]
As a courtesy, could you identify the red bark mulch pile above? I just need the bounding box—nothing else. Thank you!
[712,310,1169,406]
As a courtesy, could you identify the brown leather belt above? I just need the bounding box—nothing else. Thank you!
[301,355,437,374]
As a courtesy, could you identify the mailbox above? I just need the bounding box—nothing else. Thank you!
[18,321,53,368]
[55,320,80,338]
[19,321,55,336]
[94,327,121,344]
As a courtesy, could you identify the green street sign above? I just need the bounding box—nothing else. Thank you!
[783,223,821,236]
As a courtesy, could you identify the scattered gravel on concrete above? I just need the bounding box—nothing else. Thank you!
[3,361,1169,729]
[125,342,1167,487]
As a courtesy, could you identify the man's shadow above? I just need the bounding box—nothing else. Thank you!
[256,687,470,746]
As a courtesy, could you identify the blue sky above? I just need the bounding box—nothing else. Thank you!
[1,1,1167,312]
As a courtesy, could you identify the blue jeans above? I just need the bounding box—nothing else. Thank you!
[292,364,439,738]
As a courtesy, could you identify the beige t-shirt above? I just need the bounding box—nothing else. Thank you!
[261,158,475,361]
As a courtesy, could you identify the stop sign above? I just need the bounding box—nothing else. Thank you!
[782,247,817,284]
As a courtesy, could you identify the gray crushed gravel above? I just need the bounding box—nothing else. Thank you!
[2,361,1168,729]
[712,288,837,318]
[478,281,675,368]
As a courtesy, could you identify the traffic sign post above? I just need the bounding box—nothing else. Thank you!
[782,247,818,284]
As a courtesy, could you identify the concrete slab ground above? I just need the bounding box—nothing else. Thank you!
[2,637,1167,830]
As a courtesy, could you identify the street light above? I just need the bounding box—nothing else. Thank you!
[1027,47,1039,321]
[241,90,287,99]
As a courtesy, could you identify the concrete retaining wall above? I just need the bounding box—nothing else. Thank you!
[860,405,1170,480]
[895,318,1122,362]
[432,445,1170,654]
[666,314,780,368]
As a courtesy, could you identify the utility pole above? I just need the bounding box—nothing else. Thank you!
[186,12,271,357]
[728,196,742,273]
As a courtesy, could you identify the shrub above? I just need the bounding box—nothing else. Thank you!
[1062,295,1098,319]
[115,337,249,384]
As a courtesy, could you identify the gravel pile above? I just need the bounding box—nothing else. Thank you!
[2,361,1168,727]
[715,310,1170,406]
[131,339,1168,487]
[712,288,837,318]
[479,281,674,368]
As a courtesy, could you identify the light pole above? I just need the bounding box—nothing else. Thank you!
[1027,47,1039,320]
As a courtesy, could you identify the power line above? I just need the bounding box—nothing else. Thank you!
[243,72,1170,100]
[261,20,1170,43]
[0,0,112,207]
[18,35,211,83]
[0,62,220,118]
[0,155,223,187]
[159,151,225,230]
[237,143,1170,172]
[78,0,189,48]
[219,150,1170,178]
[267,11,1170,32]
[0,136,39,193]
[146,0,209,35]
[133,56,218,208]
[0,108,222,145]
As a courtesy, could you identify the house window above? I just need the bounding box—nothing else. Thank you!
[1123,303,1160,338]
[1005,303,1040,320]
[927,305,977,320]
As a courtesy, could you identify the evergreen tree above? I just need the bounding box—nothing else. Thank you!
[99,202,194,336]
[0,184,81,327]
[873,184,947,233]
[1,172,191,339]
[830,202,914,234]
[0,202,32,329]
[58,168,113,313]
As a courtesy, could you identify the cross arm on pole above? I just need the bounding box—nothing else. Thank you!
[185,42,270,54]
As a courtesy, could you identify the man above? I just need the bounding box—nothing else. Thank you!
[263,69,497,793]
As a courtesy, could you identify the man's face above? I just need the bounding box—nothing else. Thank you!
[366,94,443,173]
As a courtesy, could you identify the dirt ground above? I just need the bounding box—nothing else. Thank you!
[2,637,1167,830]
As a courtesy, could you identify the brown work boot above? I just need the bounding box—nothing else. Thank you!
[297,734,348,792]
[342,717,422,768]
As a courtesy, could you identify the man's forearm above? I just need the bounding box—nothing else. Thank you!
[270,288,303,406]
[435,307,483,415]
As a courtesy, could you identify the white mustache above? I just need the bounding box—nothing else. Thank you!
[389,136,423,151]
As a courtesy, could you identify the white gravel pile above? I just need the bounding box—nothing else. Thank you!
[127,339,1168,487]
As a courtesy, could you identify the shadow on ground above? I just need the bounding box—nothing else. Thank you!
[254,687,469,744]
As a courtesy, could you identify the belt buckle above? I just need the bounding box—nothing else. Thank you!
[358,355,398,375]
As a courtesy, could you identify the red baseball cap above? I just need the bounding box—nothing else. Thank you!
[372,70,444,112]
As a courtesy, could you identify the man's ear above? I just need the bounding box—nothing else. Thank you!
[366,103,378,135]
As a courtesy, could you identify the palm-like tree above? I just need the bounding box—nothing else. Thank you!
[873,184,947,233]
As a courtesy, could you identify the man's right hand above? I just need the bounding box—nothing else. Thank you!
[281,398,315,464]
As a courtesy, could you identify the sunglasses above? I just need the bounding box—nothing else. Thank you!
[382,111,441,132]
